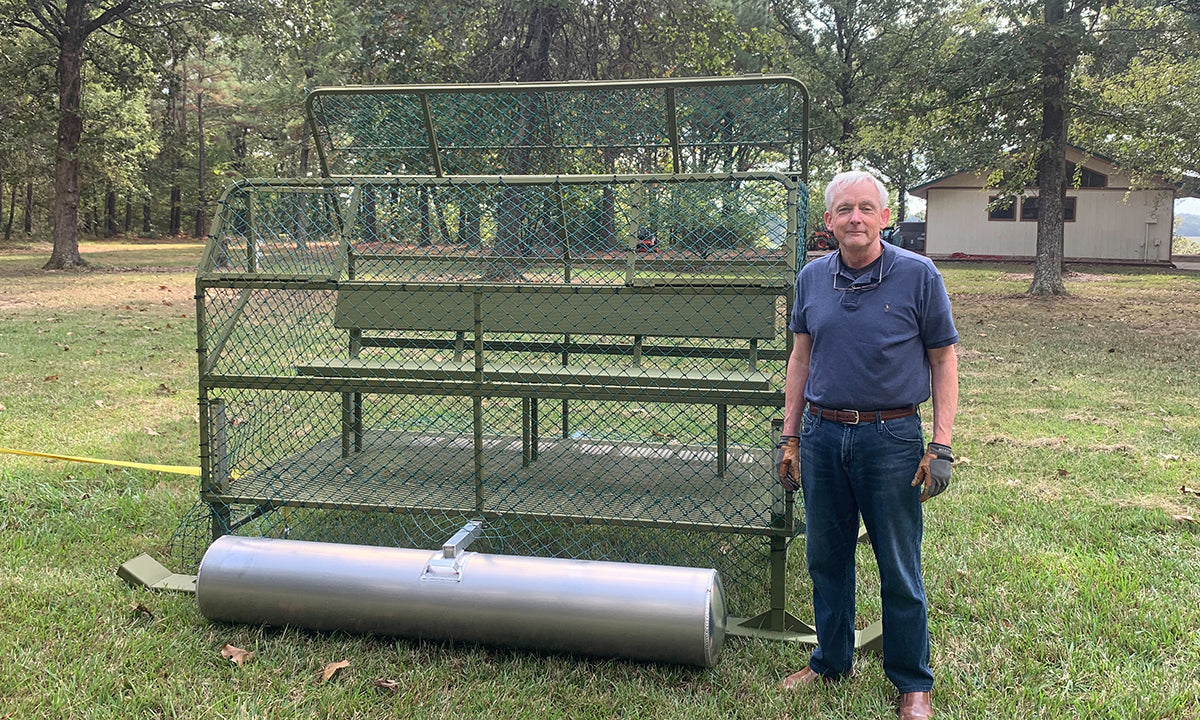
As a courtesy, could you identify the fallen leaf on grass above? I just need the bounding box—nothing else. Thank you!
[220,644,254,666]
[321,659,350,682]
[44,375,59,382]
[1173,515,1197,525]
[1182,486,1200,497]
[131,602,154,620]
[144,427,160,436]
[373,678,400,694]
[155,383,175,396]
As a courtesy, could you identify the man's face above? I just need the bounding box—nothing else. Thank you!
[823,180,890,254]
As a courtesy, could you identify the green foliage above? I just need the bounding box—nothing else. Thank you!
[2,0,1199,249]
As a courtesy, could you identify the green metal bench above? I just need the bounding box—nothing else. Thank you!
[302,282,780,468]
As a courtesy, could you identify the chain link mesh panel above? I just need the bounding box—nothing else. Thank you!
[307,77,808,177]
[180,79,810,621]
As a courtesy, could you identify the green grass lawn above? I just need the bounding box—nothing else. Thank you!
[2,241,1198,719]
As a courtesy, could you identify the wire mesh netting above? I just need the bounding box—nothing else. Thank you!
[307,77,808,177]
[177,78,810,621]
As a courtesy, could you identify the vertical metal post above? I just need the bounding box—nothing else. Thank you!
[556,181,570,282]
[770,418,797,633]
[522,398,532,468]
[246,192,258,273]
[716,404,728,477]
[341,395,353,459]
[209,397,231,540]
[346,315,362,457]
[530,398,539,461]
[768,511,791,632]
[473,290,485,512]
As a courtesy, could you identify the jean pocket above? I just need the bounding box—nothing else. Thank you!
[879,414,923,444]
[801,412,818,437]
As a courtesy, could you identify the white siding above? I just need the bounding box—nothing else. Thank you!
[924,188,1174,262]
[925,188,1034,257]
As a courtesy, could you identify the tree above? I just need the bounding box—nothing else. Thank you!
[925,0,1199,295]
[769,0,956,219]
[1029,0,1086,293]
[0,24,56,242]
[1072,2,1200,196]
[3,0,232,268]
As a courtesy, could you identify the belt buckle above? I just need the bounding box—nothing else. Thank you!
[846,409,861,424]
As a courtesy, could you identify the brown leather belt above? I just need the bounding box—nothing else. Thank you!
[807,403,917,425]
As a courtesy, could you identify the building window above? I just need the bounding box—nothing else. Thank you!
[1066,162,1107,188]
[1019,196,1077,222]
[988,196,1016,221]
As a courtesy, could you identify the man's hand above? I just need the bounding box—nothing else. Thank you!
[776,437,800,492]
[912,442,952,502]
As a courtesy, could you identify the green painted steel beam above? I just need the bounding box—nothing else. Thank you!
[117,554,197,593]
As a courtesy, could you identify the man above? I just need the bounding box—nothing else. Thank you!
[777,171,959,720]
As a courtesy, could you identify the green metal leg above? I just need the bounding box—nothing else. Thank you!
[353,391,363,452]
[717,404,728,477]
[727,490,818,642]
[522,398,532,467]
[341,392,352,459]
[473,395,484,512]
[530,398,539,461]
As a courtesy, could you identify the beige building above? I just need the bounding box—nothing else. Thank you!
[910,147,1178,264]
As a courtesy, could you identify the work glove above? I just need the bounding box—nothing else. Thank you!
[912,442,952,502]
[776,437,800,492]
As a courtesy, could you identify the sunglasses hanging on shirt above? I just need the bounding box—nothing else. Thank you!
[831,250,887,310]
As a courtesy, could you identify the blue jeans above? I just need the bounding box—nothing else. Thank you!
[800,410,933,693]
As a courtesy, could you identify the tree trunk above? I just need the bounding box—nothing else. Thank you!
[5,183,16,242]
[142,199,152,233]
[1029,0,1070,296]
[195,47,209,239]
[104,189,118,237]
[433,188,452,242]
[299,67,316,177]
[44,0,88,269]
[170,186,183,235]
[24,182,33,234]
[418,186,432,247]
[460,200,481,248]
[167,47,186,236]
[124,198,132,234]
[600,186,616,249]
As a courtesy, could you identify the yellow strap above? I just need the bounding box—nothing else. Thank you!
[0,447,200,476]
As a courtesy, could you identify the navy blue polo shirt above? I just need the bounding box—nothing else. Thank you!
[789,242,958,410]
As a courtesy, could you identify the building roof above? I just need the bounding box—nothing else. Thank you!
[908,145,1179,199]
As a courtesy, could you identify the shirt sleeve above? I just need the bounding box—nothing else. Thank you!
[921,269,959,349]
[788,267,814,335]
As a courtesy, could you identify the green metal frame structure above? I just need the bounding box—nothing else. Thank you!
[174,76,822,639]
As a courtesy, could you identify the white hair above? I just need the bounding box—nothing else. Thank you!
[824,171,889,210]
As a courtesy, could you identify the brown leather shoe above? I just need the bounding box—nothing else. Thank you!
[897,691,933,719]
[779,666,824,690]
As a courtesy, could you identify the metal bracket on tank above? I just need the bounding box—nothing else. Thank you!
[421,519,484,582]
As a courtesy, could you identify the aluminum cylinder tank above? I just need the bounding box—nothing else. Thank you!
[196,535,726,667]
